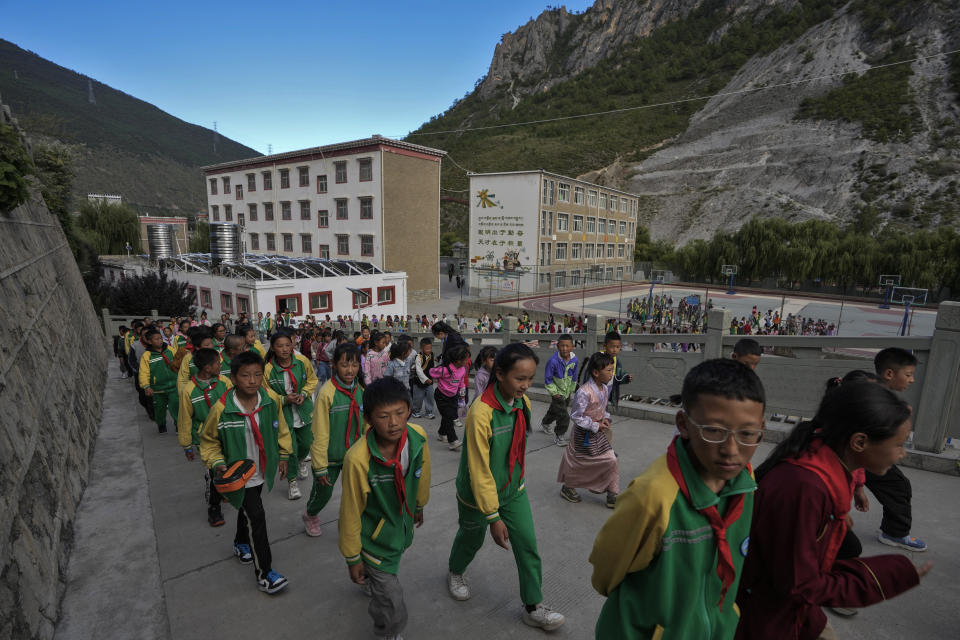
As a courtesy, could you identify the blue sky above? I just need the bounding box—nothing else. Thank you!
[4,0,594,154]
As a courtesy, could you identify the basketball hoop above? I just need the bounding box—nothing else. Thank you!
[721,264,738,294]
[878,274,901,309]
[891,287,927,336]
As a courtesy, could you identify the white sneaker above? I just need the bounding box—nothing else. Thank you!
[298,459,310,480]
[539,422,554,435]
[288,480,302,500]
[447,572,470,600]
[454,418,464,428]
[449,439,463,451]
[554,434,567,447]
[437,433,446,442]
[522,604,565,631]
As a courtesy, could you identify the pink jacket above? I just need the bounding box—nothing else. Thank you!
[429,362,467,397]
[364,348,390,385]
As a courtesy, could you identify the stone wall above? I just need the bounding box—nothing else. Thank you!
[0,104,106,639]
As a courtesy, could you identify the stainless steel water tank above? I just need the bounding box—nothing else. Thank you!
[210,223,241,264]
[146,224,175,260]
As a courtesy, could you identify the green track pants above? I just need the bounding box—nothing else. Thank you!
[286,426,314,481]
[305,463,342,516]
[152,388,179,430]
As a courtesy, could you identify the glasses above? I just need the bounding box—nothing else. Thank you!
[683,412,764,447]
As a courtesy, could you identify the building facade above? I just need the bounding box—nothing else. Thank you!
[202,136,443,301]
[467,170,639,297]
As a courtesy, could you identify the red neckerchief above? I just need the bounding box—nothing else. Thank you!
[369,427,412,517]
[332,377,362,448]
[785,438,851,572]
[192,376,219,407]
[666,437,748,607]
[275,358,298,394]
[481,384,527,491]
[154,348,174,368]
[235,391,266,475]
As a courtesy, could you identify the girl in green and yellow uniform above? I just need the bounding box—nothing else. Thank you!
[138,328,179,434]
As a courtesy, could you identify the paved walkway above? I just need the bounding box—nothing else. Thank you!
[57,357,958,640]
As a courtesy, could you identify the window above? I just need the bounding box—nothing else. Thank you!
[248,203,258,221]
[264,202,274,221]
[586,217,596,233]
[619,221,626,235]
[377,285,395,304]
[629,222,635,237]
[539,242,548,266]
[555,242,567,261]
[262,171,273,190]
[617,266,624,279]
[222,177,230,193]
[607,244,615,258]
[598,218,606,235]
[200,288,212,308]
[621,198,628,213]
[224,204,233,222]
[319,244,330,259]
[605,266,614,280]
[275,294,301,315]
[571,243,582,260]
[360,234,374,256]
[299,200,311,220]
[599,193,607,210]
[540,211,550,236]
[266,233,276,251]
[609,195,618,212]
[335,161,347,183]
[212,205,220,222]
[282,233,293,252]
[572,215,583,232]
[351,287,372,309]
[558,182,570,202]
[249,233,259,250]
[359,197,373,219]
[298,166,309,187]
[281,201,291,220]
[235,184,243,200]
[220,292,233,313]
[596,243,604,257]
[608,220,616,234]
[209,178,218,195]
[236,295,249,314]
[554,271,566,288]
[570,270,581,287]
[318,209,329,228]
[336,234,349,255]
[585,243,594,259]
[247,173,256,192]
[541,179,555,205]
[359,158,373,181]
[309,291,333,313]
[238,213,245,227]
[336,198,348,220]
[574,186,584,205]
[301,233,312,253]
[618,243,626,258]
[539,272,549,286]
[556,213,569,232]
[316,174,327,193]
[279,169,290,189]
[588,189,597,206]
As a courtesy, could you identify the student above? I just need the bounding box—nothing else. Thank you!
[603,331,633,408]
[557,353,618,508]
[735,380,930,640]
[447,344,565,632]
[199,351,292,594]
[243,325,266,358]
[176,329,214,392]
[430,344,470,451]
[866,347,925,551]
[356,326,371,346]
[138,328,179,434]
[364,331,390,385]
[339,377,430,640]
[473,346,497,397]
[302,343,366,537]
[219,334,245,378]
[177,348,232,527]
[172,318,192,354]
[410,338,437,420]
[114,326,131,378]
[264,332,319,501]
[315,329,333,387]
[590,359,765,639]
[211,322,227,352]
[431,321,467,366]
[731,337,762,370]
[539,335,579,446]
[383,338,414,395]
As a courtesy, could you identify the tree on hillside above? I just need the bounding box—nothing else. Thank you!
[0,120,33,213]
[103,268,196,316]
[189,220,210,252]
[76,199,141,255]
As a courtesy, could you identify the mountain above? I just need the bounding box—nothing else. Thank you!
[0,39,259,216]
[410,0,960,243]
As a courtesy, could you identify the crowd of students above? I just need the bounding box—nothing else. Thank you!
[113,313,932,639]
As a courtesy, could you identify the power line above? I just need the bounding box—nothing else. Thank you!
[403,48,960,139]
[444,154,475,174]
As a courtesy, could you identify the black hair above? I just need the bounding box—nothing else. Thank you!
[132,320,144,330]
[389,340,412,360]
[266,332,294,363]
[222,334,244,353]
[681,359,766,412]
[230,350,265,375]
[474,345,498,371]
[874,347,918,375]
[443,344,471,366]
[119,325,129,334]
[193,347,220,371]
[143,327,162,341]
[178,318,191,330]
[756,381,910,480]
[333,342,361,365]
[431,321,458,337]
[353,331,362,338]
[419,337,433,347]
[578,352,615,389]
[362,377,411,420]
[211,322,225,334]
[492,343,539,380]
[369,330,385,347]
[732,338,762,357]
[190,328,214,347]
[825,369,879,391]
[604,331,622,344]
[557,333,574,343]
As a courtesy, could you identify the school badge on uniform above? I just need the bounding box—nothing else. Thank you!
[740,537,750,557]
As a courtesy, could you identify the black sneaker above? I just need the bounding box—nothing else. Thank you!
[560,485,581,503]
[208,508,225,527]
[158,424,167,434]
[233,543,253,564]
[257,570,288,594]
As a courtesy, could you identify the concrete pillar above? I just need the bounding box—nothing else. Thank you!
[705,308,730,360]
[587,315,604,353]
[914,301,960,453]
[504,315,518,345]
[151,309,159,323]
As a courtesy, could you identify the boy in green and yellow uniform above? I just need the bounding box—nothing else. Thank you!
[589,359,765,639]
[176,329,214,392]
[139,328,179,434]
[199,350,292,594]
[339,377,430,639]
[219,334,245,378]
[177,347,232,527]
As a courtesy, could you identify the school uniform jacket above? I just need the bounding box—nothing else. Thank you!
[456,384,531,524]
[263,353,318,429]
[176,352,199,391]
[138,347,178,392]
[544,352,578,399]
[177,375,232,449]
[339,423,430,574]
[310,378,366,475]
[199,387,292,509]
[590,439,756,640]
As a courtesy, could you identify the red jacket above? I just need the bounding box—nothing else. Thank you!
[735,444,919,640]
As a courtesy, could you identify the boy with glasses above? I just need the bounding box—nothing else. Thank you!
[589,359,765,639]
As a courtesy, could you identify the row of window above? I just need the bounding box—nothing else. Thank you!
[191,286,394,316]
[208,158,374,196]
[211,197,374,224]
[538,241,631,265]
[192,287,250,315]
[541,179,637,215]
[538,266,623,288]
[539,211,634,237]
[248,232,374,257]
